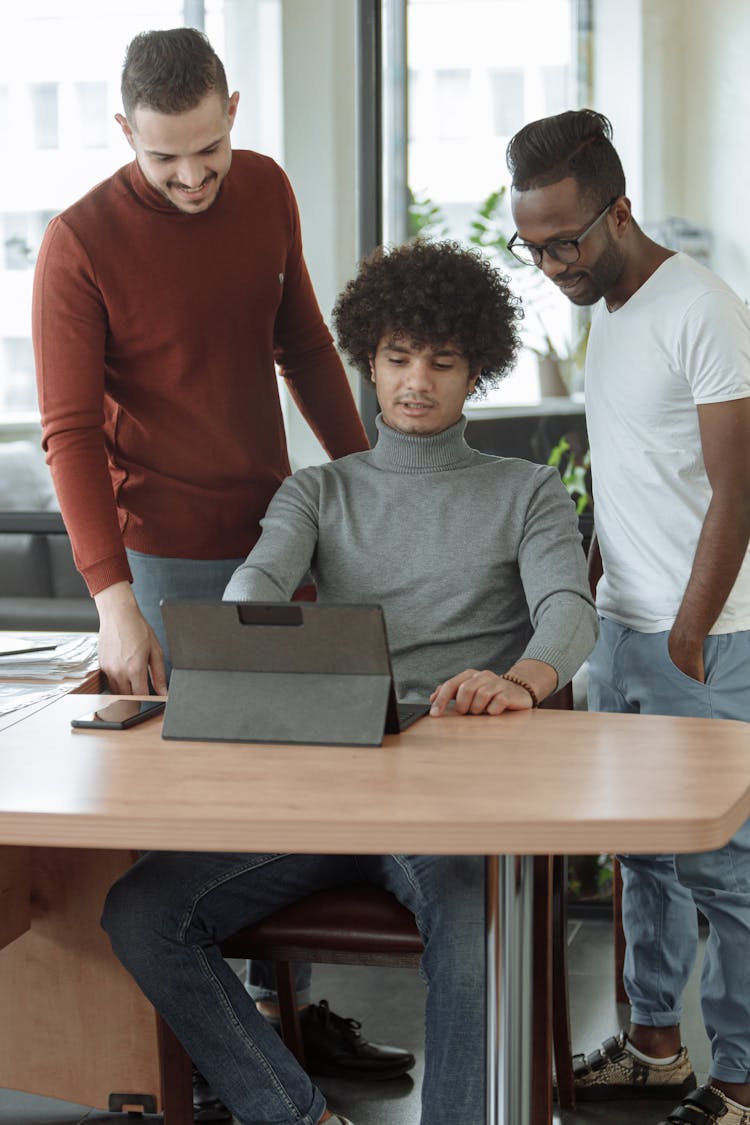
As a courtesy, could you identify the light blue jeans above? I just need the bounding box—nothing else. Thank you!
[126,548,310,1003]
[588,617,750,1082]
[102,851,485,1124]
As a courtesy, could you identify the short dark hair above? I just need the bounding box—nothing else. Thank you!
[121,28,229,118]
[332,240,522,398]
[506,109,626,208]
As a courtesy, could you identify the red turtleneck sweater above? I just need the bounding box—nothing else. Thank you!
[33,152,368,595]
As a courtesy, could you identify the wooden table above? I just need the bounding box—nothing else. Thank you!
[1,695,749,1125]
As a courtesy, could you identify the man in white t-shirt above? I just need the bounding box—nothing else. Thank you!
[506,110,750,1125]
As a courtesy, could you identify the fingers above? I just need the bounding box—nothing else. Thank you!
[99,647,150,696]
[149,645,169,696]
[429,670,478,716]
[429,669,535,717]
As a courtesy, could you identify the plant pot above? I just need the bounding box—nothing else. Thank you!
[537,355,569,397]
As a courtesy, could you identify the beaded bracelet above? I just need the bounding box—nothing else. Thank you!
[500,673,539,708]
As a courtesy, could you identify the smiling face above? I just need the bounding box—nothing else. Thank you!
[510,176,627,307]
[370,336,478,436]
[116,91,239,213]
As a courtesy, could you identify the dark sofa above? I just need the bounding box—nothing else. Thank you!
[0,511,98,632]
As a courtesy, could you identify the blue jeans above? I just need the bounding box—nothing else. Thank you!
[126,549,309,1003]
[102,851,485,1124]
[589,617,750,1082]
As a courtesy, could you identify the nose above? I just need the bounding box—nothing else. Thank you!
[173,157,206,188]
[405,357,434,390]
[538,251,570,281]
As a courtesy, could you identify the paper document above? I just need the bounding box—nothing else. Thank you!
[0,632,98,680]
[0,683,70,731]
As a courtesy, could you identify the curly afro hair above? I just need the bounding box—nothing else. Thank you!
[332,239,523,397]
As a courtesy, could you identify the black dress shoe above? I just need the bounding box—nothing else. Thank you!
[296,999,416,1081]
[192,1067,232,1122]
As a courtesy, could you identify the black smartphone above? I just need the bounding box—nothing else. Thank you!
[71,699,166,730]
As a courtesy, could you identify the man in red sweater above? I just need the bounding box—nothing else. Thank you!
[32,27,412,1122]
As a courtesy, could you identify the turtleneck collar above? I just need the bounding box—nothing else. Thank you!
[370,414,477,474]
[127,158,230,216]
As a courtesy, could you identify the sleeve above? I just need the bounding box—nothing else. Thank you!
[678,289,750,405]
[515,467,598,688]
[223,471,320,602]
[271,169,370,460]
[32,216,131,595]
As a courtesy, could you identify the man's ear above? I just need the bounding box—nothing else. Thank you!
[227,91,240,130]
[467,371,480,396]
[115,113,136,150]
[611,195,633,239]
[368,357,375,384]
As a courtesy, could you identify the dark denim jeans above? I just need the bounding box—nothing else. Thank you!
[102,850,485,1124]
[127,548,312,1004]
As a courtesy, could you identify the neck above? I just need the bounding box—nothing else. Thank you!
[371,414,475,473]
[605,231,675,311]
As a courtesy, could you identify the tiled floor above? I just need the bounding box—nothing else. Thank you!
[0,917,709,1125]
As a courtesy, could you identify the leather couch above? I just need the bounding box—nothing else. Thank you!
[0,511,98,632]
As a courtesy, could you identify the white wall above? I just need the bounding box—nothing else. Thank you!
[594,0,750,301]
[279,0,361,468]
[680,0,750,299]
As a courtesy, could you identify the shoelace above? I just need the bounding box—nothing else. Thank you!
[315,999,363,1040]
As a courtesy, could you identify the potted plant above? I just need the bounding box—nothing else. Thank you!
[547,434,594,553]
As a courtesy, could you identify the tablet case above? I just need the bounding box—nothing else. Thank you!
[160,601,404,747]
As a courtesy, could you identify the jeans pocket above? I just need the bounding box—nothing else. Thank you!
[661,632,715,688]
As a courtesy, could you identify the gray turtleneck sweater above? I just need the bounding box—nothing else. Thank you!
[224,415,597,700]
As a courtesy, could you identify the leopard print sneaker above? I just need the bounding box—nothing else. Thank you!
[660,1085,750,1124]
[571,1031,697,1101]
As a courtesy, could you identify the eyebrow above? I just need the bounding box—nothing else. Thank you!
[144,137,224,159]
[382,341,463,357]
[517,228,582,246]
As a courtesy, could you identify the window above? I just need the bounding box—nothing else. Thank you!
[75,82,108,149]
[489,68,524,138]
[388,0,591,409]
[0,85,8,151]
[31,83,59,149]
[435,69,471,140]
[2,339,36,412]
[0,1,282,422]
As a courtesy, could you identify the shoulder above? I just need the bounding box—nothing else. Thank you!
[56,164,133,229]
[472,450,558,485]
[39,165,137,267]
[661,254,747,320]
[221,150,301,235]
[227,150,296,199]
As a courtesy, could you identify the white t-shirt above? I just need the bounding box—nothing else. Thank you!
[585,252,750,633]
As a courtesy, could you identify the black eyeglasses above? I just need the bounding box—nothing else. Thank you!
[507,199,616,267]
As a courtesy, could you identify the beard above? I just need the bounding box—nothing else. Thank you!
[555,229,625,306]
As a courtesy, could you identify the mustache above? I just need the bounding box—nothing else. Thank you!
[169,172,217,190]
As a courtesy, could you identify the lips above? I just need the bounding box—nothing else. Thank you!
[556,274,585,292]
[171,174,216,199]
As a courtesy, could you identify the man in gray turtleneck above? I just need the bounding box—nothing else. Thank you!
[102,240,597,1125]
[225,238,595,713]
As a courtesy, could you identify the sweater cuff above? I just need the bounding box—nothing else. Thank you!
[83,554,133,598]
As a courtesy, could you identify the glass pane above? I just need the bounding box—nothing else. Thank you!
[75,82,109,149]
[402,0,588,408]
[31,82,59,149]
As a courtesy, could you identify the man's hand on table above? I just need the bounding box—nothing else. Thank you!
[94,581,168,696]
[428,659,559,717]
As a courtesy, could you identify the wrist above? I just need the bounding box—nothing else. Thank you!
[500,673,539,708]
[94,580,137,614]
